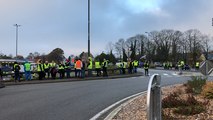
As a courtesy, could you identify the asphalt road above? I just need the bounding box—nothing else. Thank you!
[0,69,210,120]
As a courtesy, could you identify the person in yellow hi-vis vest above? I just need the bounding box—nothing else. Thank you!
[95,60,101,76]
[50,61,57,79]
[37,59,44,80]
[102,59,108,77]
[195,62,199,70]
[87,57,93,77]
[24,61,31,81]
[133,60,138,73]
[144,61,149,76]
[44,61,50,79]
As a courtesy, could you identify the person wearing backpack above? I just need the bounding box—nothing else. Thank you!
[13,62,21,82]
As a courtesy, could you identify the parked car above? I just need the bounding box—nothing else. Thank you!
[1,66,12,72]
[154,62,163,67]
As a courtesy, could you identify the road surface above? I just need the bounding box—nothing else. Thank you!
[0,69,209,120]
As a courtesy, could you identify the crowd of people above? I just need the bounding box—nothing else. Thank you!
[10,57,145,82]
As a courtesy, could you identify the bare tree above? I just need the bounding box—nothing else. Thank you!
[114,38,125,60]
[150,30,173,62]
[184,29,203,65]
[170,30,183,63]
[105,42,114,54]
[200,35,212,60]
[135,34,146,57]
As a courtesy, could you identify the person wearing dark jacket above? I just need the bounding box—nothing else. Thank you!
[0,65,5,88]
[37,59,45,80]
[13,62,21,82]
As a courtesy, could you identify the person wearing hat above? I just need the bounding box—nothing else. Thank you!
[44,61,50,79]
[37,59,44,80]
[13,62,21,82]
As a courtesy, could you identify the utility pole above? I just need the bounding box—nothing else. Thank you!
[14,24,21,60]
[87,0,92,77]
[88,0,90,58]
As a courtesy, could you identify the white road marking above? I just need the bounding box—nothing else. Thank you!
[163,73,169,76]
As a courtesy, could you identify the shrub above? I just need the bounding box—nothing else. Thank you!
[174,105,205,115]
[173,95,207,115]
[185,76,206,94]
[162,92,208,116]
[201,81,213,99]
[162,92,184,108]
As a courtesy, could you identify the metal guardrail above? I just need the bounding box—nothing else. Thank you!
[147,74,161,120]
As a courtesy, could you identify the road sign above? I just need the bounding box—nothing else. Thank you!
[200,60,213,75]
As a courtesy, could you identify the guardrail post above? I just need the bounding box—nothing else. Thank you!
[147,74,161,120]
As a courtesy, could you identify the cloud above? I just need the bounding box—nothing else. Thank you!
[0,0,213,58]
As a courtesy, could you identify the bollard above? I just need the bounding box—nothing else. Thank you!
[147,74,161,120]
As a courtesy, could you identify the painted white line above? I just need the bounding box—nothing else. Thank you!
[163,73,169,76]
[172,73,178,76]
[89,91,147,120]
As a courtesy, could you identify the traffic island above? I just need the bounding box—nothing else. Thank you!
[106,82,213,120]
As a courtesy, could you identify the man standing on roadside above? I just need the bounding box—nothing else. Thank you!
[37,59,44,80]
[58,62,65,79]
[13,62,21,82]
[24,61,31,81]
[0,64,5,88]
[76,58,82,78]
[44,61,50,79]
[102,59,108,77]
[144,61,149,76]
[65,62,71,78]
[87,57,93,77]
[95,60,101,76]
[50,61,57,79]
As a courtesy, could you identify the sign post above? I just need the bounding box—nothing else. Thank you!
[199,60,213,76]
[147,74,161,120]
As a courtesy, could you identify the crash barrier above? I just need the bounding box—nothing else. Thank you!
[1,68,138,81]
[147,74,161,120]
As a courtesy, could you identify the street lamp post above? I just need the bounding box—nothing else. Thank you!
[88,0,90,57]
[87,0,92,77]
[14,24,21,59]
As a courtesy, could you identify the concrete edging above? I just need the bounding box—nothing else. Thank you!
[90,91,147,120]
[104,91,147,120]
[100,84,185,120]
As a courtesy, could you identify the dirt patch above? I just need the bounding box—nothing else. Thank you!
[112,84,213,120]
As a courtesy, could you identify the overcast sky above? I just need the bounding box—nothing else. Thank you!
[0,0,213,58]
